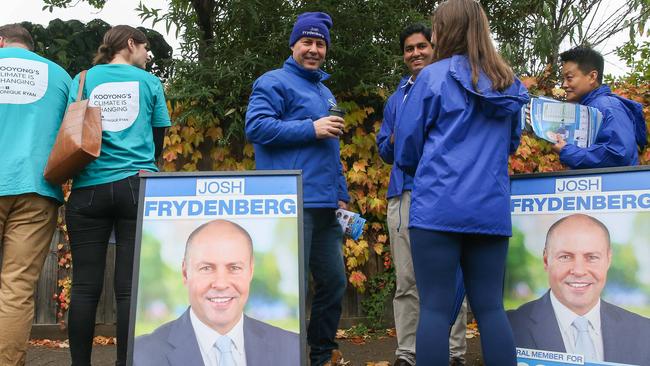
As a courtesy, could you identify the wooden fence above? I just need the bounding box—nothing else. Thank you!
[17,228,116,338]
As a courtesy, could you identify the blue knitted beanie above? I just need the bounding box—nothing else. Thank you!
[289,12,332,47]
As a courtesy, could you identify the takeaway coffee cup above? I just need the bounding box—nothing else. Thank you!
[329,106,345,118]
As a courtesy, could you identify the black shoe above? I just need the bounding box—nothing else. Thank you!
[394,358,412,366]
[449,358,466,366]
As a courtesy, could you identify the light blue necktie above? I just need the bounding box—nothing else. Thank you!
[215,335,235,366]
[572,316,597,361]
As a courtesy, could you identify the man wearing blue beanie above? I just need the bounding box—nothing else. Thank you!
[246,11,349,366]
[289,12,332,48]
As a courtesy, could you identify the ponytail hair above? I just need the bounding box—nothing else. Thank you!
[431,0,514,91]
[93,25,148,65]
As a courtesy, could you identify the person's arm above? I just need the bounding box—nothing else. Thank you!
[336,157,350,206]
[376,96,397,164]
[151,79,172,128]
[510,108,524,154]
[152,127,167,160]
[557,105,638,168]
[149,79,172,161]
[394,78,439,177]
[57,69,73,106]
[245,75,318,146]
[67,73,81,107]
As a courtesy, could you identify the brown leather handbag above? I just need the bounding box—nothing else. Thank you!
[44,70,102,185]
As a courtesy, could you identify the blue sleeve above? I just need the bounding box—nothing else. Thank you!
[52,68,71,117]
[43,67,72,131]
[394,78,439,177]
[151,79,171,127]
[559,105,638,168]
[67,73,81,107]
[245,75,316,146]
[376,96,397,164]
[56,68,72,101]
[337,158,350,202]
[510,109,523,154]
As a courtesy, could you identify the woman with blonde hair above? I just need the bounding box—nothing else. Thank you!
[394,0,529,364]
[65,25,170,365]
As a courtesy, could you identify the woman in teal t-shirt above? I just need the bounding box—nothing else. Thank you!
[65,25,171,366]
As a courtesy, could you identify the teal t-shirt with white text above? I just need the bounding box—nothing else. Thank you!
[0,47,71,202]
[68,64,171,188]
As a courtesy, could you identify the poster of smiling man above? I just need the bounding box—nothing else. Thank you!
[127,172,305,366]
[506,167,650,366]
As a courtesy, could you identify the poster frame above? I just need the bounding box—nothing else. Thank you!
[126,170,305,365]
[509,164,650,366]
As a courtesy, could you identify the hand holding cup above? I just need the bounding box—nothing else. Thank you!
[313,106,346,139]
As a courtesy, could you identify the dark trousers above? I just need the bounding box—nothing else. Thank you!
[304,208,347,366]
[65,175,140,366]
[410,229,516,366]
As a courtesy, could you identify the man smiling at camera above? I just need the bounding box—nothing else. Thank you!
[508,214,650,365]
[134,220,299,366]
[245,11,350,366]
[376,23,435,366]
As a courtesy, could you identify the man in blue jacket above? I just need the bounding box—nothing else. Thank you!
[377,24,434,366]
[0,24,71,365]
[552,46,647,168]
[245,12,349,366]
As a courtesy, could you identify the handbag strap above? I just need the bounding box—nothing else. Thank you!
[76,70,88,102]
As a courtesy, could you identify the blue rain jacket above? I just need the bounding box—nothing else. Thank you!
[246,57,350,208]
[394,55,529,236]
[560,85,647,168]
[377,76,414,199]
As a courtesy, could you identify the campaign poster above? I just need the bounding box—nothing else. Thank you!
[128,171,305,365]
[507,167,650,366]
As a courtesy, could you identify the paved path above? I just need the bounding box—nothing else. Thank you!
[27,336,484,365]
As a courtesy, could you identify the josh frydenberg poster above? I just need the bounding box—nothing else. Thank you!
[507,167,650,366]
[128,172,305,365]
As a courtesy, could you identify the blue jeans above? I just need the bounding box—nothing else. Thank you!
[410,229,516,366]
[304,208,347,366]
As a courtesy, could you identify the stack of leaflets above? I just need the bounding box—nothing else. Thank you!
[335,208,366,241]
[522,97,603,147]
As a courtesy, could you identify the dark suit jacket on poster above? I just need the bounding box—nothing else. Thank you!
[134,309,300,365]
[507,291,650,365]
